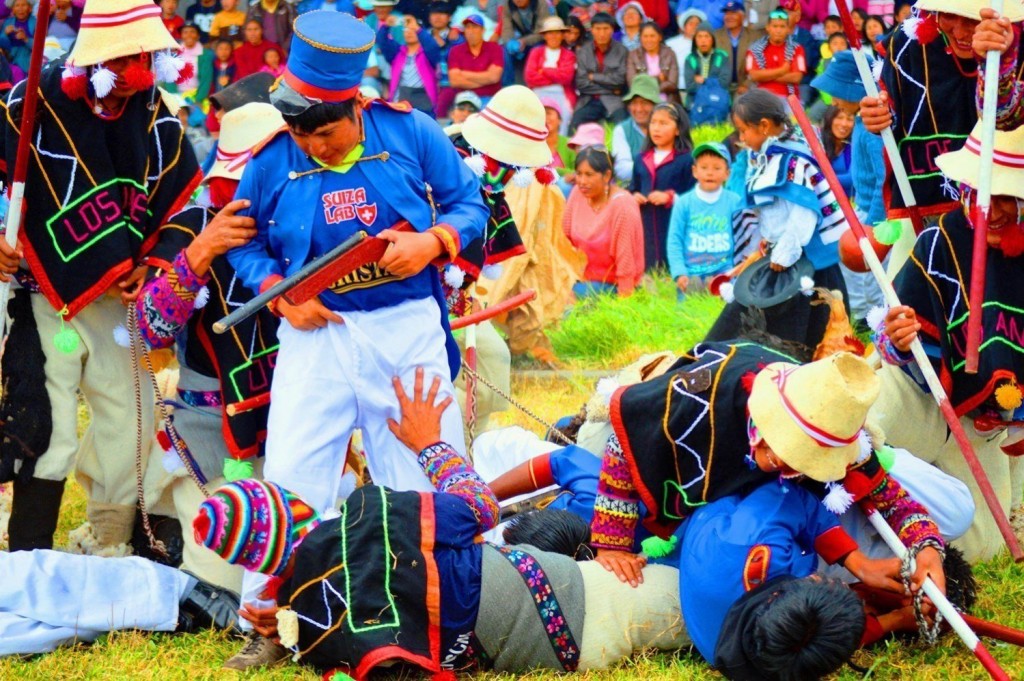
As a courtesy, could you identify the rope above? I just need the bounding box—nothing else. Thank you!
[461,364,574,447]
[127,302,212,558]
[900,544,944,645]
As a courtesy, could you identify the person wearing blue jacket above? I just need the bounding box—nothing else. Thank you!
[227,11,487,510]
[811,50,886,323]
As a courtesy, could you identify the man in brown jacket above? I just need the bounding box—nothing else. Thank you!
[714,1,759,94]
[246,0,296,52]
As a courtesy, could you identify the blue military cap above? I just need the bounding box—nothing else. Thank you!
[721,1,744,12]
[281,11,374,104]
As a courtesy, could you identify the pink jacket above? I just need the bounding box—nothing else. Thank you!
[388,47,440,106]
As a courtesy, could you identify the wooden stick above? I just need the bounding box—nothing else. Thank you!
[966,0,1005,374]
[864,505,1010,680]
[788,94,1024,562]
[0,0,51,342]
[835,0,924,235]
[226,393,269,416]
[449,289,537,330]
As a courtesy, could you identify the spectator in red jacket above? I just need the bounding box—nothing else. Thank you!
[524,16,576,131]
[233,19,281,79]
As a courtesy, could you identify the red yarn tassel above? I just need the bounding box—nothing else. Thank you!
[917,12,939,45]
[534,166,556,185]
[175,61,195,85]
[61,73,88,100]
[122,59,155,91]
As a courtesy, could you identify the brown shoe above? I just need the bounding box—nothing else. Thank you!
[222,635,290,671]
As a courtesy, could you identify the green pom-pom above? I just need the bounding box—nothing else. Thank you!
[641,534,678,558]
[223,458,254,482]
[53,326,79,354]
[876,445,897,472]
[873,219,903,246]
[328,672,354,681]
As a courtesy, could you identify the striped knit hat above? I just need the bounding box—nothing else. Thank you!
[193,480,320,576]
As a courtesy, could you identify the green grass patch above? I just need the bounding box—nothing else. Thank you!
[549,276,724,367]
[691,122,735,147]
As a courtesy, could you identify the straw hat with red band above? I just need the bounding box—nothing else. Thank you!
[207,103,286,182]
[935,120,1024,201]
[276,11,374,107]
[747,352,880,483]
[915,0,1024,22]
[62,0,193,101]
[462,85,553,168]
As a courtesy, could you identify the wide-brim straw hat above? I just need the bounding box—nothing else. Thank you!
[68,0,180,68]
[915,0,1024,21]
[461,85,552,167]
[207,103,286,182]
[748,352,880,483]
[935,120,1024,200]
[539,16,567,32]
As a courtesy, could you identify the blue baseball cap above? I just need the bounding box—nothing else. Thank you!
[462,13,485,26]
[721,1,744,12]
[277,11,373,108]
[810,51,869,103]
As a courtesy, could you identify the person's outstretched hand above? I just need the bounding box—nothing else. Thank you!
[387,366,452,453]
[884,304,920,353]
[595,548,647,588]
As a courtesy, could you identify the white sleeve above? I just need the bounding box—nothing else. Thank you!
[611,125,634,184]
[759,199,818,267]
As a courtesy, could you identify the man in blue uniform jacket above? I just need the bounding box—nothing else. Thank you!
[225,10,488,669]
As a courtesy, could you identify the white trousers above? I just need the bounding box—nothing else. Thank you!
[820,447,975,580]
[0,550,188,656]
[242,296,466,620]
[870,364,1023,562]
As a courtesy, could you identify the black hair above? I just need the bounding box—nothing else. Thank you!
[282,99,360,135]
[590,11,616,27]
[824,13,841,26]
[214,38,234,51]
[821,105,851,160]
[749,577,864,681]
[503,509,594,560]
[827,31,849,47]
[732,88,789,128]
[943,545,977,613]
[851,7,868,22]
[639,20,663,38]
[642,101,693,153]
[565,15,587,44]
[574,145,614,176]
[862,14,889,44]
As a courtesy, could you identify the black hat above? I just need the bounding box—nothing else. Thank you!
[733,256,816,308]
[427,1,451,14]
[209,72,275,112]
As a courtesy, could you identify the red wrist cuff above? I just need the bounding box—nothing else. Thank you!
[860,614,884,647]
[529,453,555,489]
[815,526,859,565]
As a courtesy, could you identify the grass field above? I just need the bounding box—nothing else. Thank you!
[2,288,1024,680]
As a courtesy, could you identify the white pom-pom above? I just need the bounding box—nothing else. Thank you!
[155,50,186,83]
[719,281,735,303]
[866,305,888,333]
[464,155,486,177]
[857,429,873,463]
[276,609,300,649]
[822,481,855,514]
[162,449,184,474]
[799,276,815,296]
[481,263,503,280]
[901,14,920,40]
[511,168,535,188]
[194,286,210,309]
[62,62,85,80]
[871,56,884,83]
[443,265,465,289]
[112,324,131,348]
[90,64,117,98]
[595,377,620,406]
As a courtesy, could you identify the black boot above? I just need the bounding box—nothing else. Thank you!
[176,574,240,634]
[8,477,65,551]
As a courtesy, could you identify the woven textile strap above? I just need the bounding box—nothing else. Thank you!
[495,546,581,672]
